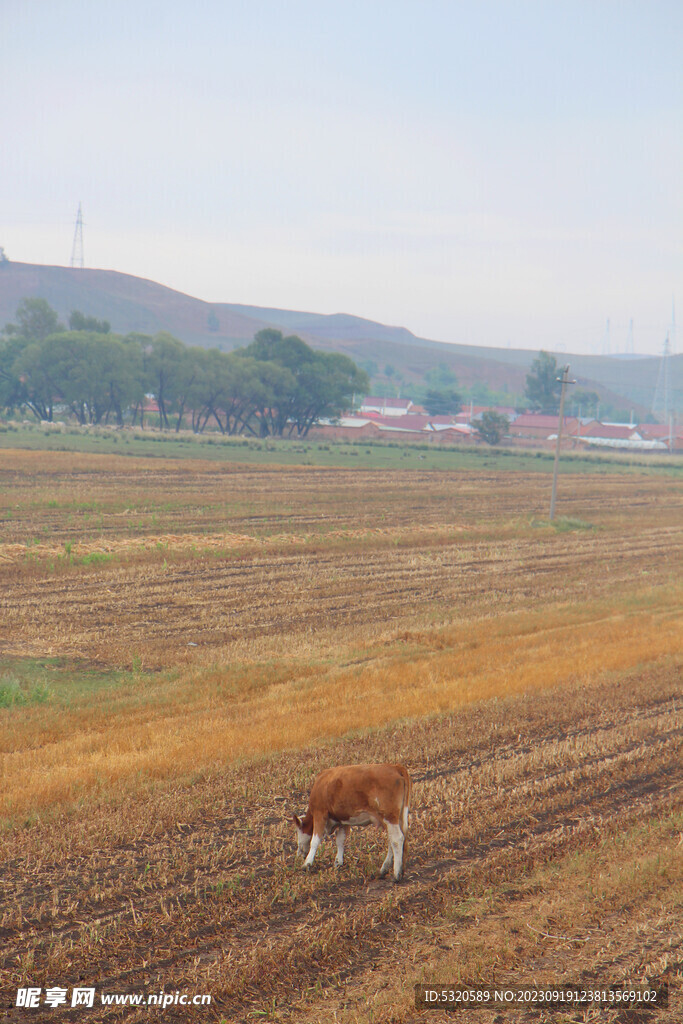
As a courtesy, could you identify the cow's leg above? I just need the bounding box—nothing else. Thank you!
[379,830,394,878]
[303,832,321,868]
[335,825,349,867]
[387,823,405,882]
[304,815,327,869]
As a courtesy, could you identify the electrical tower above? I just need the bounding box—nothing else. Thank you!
[70,203,84,268]
[602,318,611,356]
[651,301,677,425]
[651,334,671,424]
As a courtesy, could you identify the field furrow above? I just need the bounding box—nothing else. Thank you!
[2,450,681,1022]
[3,664,681,1022]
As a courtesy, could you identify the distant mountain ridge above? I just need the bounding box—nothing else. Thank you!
[0,262,677,417]
[222,305,427,347]
[0,262,267,345]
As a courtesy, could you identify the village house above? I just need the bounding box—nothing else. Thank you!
[359,397,421,417]
[305,398,681,452]
[454,405,518,425]
[577,422,673,451]
[636,423,683,451]
[508,413,582,440]
[307,413,475,443]
[580,423,643,442]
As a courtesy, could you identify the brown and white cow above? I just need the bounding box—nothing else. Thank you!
[292,763,411,882]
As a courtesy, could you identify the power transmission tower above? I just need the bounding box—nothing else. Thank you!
[602,318,611,356]
[70,203,84,268]
[651,334,671,424]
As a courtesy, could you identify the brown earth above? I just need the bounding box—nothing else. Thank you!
[1,664,681,1022]
[0,450,681,1022]
[1,451,681,670]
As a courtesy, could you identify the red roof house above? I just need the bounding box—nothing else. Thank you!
[509,414,580,439]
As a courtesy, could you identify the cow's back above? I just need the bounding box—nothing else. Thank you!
[311,763,409,825]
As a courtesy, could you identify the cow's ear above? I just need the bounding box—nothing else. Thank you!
[292,813,302,829]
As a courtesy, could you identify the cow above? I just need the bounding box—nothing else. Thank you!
[292,763,411,882]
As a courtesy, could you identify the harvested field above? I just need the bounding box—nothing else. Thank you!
[2,667,681,1022]
[1,447,682,1021]
[1,451,681,672]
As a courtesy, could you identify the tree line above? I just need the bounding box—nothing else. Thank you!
[0,299,369,436]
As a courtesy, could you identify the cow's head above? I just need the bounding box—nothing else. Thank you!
[292,813,312,856]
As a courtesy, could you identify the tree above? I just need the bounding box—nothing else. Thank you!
[288,351,368,436]
[524,352,561,413]
[358,358,378,379]
[242,329,368,436]
[8,339,57,420]
[169,347,205,431]
[143,333,187,429]
[187,351,267,435]
[572,388,600,418]
[14,332,143,424]
[475,410,510,445]
[423,388,462,416]
[3,298,63,342]
[69,310,111,333]
[0,333,30,413]
[0,308,369,433]
[425,363,458,388]
[467,380,502,405]
[0,300,66,417]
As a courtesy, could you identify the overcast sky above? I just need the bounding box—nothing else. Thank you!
[3,0,681,355]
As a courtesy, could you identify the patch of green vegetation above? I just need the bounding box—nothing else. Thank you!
[0,673,51,708]
[0,422,681,476]
[73,500,102,512]
[0,656,149,710]
[76,551,113,566]
[551,516,596,532]
[530,516,597,532]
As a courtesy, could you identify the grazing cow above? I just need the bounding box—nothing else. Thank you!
[292,763,411,882]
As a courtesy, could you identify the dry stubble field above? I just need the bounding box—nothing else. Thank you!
[0,447,682,1023]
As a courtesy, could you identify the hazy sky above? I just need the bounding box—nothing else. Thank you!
[3,0,681,354]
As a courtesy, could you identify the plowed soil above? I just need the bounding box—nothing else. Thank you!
[1,451,681,669]
[1,449,681,1022]
[2,665,681,1022]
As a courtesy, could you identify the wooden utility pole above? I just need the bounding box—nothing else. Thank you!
[549,365,576,521]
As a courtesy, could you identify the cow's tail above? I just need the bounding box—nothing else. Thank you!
[400,766,411,835]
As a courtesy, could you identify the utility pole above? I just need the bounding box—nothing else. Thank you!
[549,365,576,521]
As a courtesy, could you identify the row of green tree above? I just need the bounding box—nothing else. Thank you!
[0,299,369,435]
[361,352,603,419]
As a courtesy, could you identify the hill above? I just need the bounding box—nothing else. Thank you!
[0,262,267,348]
[225,303,678,416]
[1,261,678,417]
